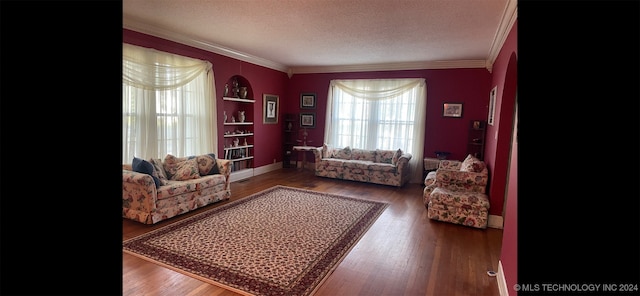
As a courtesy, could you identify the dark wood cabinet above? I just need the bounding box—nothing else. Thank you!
[467,120,486,160]
[282,114,297,168]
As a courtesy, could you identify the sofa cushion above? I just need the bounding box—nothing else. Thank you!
[335,146,352,160]
[196,153,220,175]
[149,158,169,186]
[343,160,372,170]
[132,157,161,188]
[460,154,486,173]
[351,149,376,162]
[171,158,201,181]
[375,149,395,164]
[392,148,403,165]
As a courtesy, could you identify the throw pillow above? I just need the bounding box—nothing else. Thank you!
[171,158,201,181]
[392,148,403,165]
[322,143,330,158]
[163,154,189,179]
[335,146,352,160]
[132,157,161,188]
[375,149,394,164]
[149,158,169,186]
[460,154,486,173]
[196,153,220,175]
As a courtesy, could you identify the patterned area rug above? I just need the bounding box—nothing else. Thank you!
[123,185,388,296]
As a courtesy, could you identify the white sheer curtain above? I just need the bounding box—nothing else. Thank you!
[325,78,426,183]
[122,43,217,163]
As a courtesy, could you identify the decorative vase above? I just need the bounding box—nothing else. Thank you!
[231,78,239,97]
[233,138,239,147]
[224,84,229,97]
[287,122,293,131]
[239,87,248,99]
[223,111,227,122]
[238,111,245,123]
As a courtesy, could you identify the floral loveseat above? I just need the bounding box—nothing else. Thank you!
[312,144,412,187]
[122,153,231,224]
[423,154,490,228]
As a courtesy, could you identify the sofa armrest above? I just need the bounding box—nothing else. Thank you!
[123,170,157,188]
[216,158,232,190]
[312,147,324,163]
[396,152,412,169]
[122,169,158,213]
[435,169,488,187]
[438,159,461,170]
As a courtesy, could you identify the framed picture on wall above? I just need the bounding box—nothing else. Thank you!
[300,93,316,109]
[488,86,497,125]
[442,102,463,118]
[263,94,279,124]
[300,112,315,128]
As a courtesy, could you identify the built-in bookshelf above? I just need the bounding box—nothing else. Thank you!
[223,75,255,182]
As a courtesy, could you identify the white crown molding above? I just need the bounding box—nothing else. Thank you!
[123,16,290,73]
[486,0,518,72]
[289,60,487,76]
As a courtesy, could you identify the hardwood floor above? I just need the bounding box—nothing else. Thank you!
[123,168,503,296]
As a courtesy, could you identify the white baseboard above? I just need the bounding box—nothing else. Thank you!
[488,214,504,229]
[229,168,254,182]
[497,260,508,296]
[252,162,282,176]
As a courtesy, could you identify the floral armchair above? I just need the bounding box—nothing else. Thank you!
[423,154,489,204]
[423,154,490,228]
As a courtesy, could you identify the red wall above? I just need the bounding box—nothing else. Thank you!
[287,69,491,162]
[488,19,518,294]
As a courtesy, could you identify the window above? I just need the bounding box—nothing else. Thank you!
[326,79,426,183]
[122,43,217,163]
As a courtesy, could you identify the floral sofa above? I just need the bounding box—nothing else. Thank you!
[423,154,490,229]
[122,153,231,224]
[312,144,412,187]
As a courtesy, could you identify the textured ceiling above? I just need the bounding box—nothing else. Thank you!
[123,0,516,74]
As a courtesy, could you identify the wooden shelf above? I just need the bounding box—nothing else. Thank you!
[224,133,254,138]
[467,120,486,160]
[224,122,253,126]
[224,145,254,151]
[223,97,255,103]
[228,156,254,162]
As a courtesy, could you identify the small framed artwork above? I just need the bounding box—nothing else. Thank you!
[442,102,463,118]
[263,94,279,124]
[472,120,481,130]
[300,93,316,109]
[488,86,497,125]
[300,112,316,128]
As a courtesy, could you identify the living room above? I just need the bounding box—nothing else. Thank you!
[5,1,639,295]
[122,18,518,296]
[120,0,518,293]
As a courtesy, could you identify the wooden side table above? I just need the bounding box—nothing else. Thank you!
[423,157,440,180]
[293,146,316,170]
